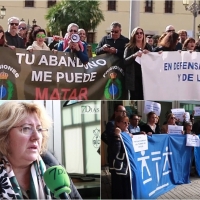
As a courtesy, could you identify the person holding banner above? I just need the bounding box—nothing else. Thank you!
[124,27,152,100]
[161,113,177,133]
[140,111,160,134]
[109,115,132,199]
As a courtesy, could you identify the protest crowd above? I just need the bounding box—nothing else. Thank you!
[1,17,199,100]
[101,103,200,199]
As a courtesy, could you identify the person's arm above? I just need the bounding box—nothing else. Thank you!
[75,42,89,64]
[69,178,82,199]
[57,41,64,51]
[95,37,107,55]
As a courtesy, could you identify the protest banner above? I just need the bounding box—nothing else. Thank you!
[186,134,200,147]
[171,108,185,122]
[0,48,124,100]
[121,133,192,199]
[194,107,200,116]
[144,101,161,116]
[168,125,183,134]
[140,51,200,100]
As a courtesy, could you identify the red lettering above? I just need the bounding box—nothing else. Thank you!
[61,88,71,100]
[68,89,78,100]
[35,88,48,99]
[78,88,88,100]
[50,88,60,100]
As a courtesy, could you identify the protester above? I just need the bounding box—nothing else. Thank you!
[124,27,152,100]
[48,35,61,50]
[140,111,160,134]
[109,115,132,199]
[0,101,81,199]
[177,30,187,45]
[27,29,50,51]
[18,21,27,46]
[146,35,154,50]
[26,24,41,47]
[57,23,89,64]
[95,22,129,58]
[0,25,7,47]
[153,31,179,52]
[161,113,177,133]
[5,16,25,49]
[129,114,146,135]
[182,37,196,51]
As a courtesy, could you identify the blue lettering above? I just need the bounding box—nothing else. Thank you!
[183,62,187,69]
[188,62,194,70]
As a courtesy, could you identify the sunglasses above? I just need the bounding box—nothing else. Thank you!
[0,30,3,33]
[167,30,175,32]
[70,29,77,33]
[10,23,19,26]
[170,117,176,119]
[111,30,119,34]
[136,32,143,35]
[36,34,46,38]
[121,121,130,125]
[19,27,26,30]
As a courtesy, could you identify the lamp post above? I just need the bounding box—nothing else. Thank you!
[32,19,36,25]
[183,0,200,38]
[198,24,200,37]
[0,6,6,19]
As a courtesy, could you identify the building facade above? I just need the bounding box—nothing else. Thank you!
[1,1,200,43]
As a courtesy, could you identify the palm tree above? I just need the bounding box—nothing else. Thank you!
[45,0,104,37]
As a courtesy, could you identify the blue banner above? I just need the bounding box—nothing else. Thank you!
[194,134,200,175]
[121,133,193,199]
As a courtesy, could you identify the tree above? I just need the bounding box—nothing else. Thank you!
[45,0,104,36]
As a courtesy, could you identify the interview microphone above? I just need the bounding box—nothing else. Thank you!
[43,165,71,199]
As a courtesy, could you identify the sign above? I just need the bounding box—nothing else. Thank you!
[140,51,200,100]
[121,133,192,199]
[168,125,183,134]
[0,48,124,100]
[132,134,148,152]
[194,107,200,116]
[171,108,185,122]
[185,112,190,121]
[144,101,161,116]
[186,134,200,147]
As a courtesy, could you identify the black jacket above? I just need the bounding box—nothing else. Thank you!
[140,123,160,134]
[41,151,82,199]
[95,34,129,58]
[5,31,25,48]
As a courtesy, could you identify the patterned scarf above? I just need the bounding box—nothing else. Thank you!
[0,156,51,199]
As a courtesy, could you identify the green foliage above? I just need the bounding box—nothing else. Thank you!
[45,0,104,35]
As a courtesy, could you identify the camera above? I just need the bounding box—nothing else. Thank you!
[71,34,80,43]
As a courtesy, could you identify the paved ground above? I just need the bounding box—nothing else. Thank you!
[101,166,200,199]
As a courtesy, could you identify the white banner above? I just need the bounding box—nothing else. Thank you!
[194,107,200,116]
[144,101,161,116]
[168,125,183,134]
[186,134,200,147]
[140,51,200,100]
[132,134,148,152]
[171,108,185,122]
[185,112,190,122]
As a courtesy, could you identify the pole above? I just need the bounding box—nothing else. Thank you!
[129,0,140,38]
[193,13,196,39]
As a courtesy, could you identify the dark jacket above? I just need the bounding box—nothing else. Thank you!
[95,34,129,58]
[153,46,177,52]
[124,44,152,91]
[5,31,25,48]
[140,123,160,134]
[41,151,82,199]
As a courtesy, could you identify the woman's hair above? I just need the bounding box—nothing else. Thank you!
[115,115,129,127]
[147,111,156,121]
[26,25,40,45]
[159,32,179,50]
[184,121,192,129]
[0,101,52,156]
[126,27,146,49]
[67,23,79,32]
[157,33,167,45]
[166,113,175,123]
[182,37,195,50]
[0,25,7,46]
[33,28,46,40]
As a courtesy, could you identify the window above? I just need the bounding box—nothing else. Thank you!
[25,0,34,7]
[165,0,173,13]
[108,0,116,11]
[145,0,153,12]
[87,32,95,43]
[47,0,56,8]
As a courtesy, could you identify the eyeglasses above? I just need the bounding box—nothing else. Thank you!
[70,29,77,33]
[133,118,139,121]
[36,34,46,38]
[170,117,176,119]
[136,32,143,35]
[12,124,48,135]
[111,30,119,34]
[10,23,19,26]
[117,110,126,113]
[167,30,175,32]
[121,121,130,125]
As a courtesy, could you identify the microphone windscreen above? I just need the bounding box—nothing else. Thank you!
[43,165,71,198]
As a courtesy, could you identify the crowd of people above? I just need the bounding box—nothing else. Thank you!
[102,103,199,199]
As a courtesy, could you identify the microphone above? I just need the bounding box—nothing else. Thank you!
[43,165,71,199]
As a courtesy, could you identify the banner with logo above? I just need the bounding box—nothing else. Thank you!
[0,48,124,100]
[140,51,200,100]
[121,133,192,199]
